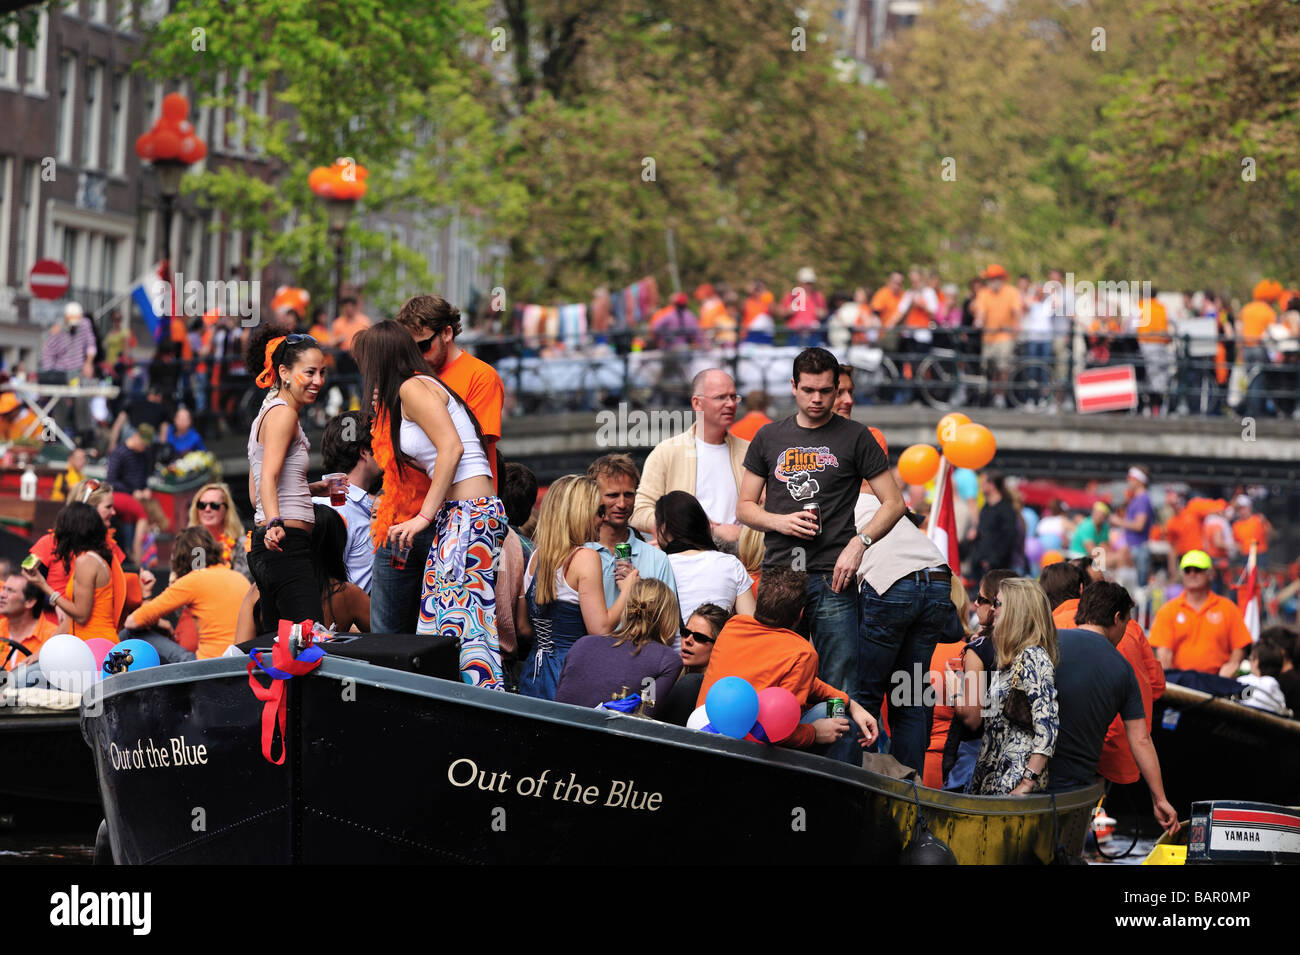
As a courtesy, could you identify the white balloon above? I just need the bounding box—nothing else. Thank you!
[686,705,711,731]
[38,634,98,694]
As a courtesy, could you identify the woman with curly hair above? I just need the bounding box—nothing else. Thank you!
[23,502,125,642]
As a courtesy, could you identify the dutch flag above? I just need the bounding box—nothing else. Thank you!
[130,263,170,343]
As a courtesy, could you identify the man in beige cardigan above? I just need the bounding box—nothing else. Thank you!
[631,369,750,543]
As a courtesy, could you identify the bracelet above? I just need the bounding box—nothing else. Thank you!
[418,511,435,522]
[266,518,284,529]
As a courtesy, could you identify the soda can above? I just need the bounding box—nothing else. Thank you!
[614,543,632,560]
[827,698,846,720]
[801,502,821,536]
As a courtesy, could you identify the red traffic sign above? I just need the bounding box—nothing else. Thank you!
[29,259,71,301]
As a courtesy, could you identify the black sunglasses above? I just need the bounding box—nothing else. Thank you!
[196,500,226,511]
[680,628,715,644]
[973,594,994,606]
[285,333,318,345]
[415,336,435,353]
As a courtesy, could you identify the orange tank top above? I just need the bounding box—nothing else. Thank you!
[66,552,124,643]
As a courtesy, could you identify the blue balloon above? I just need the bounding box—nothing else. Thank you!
[705,677,761,739]
[1021,507,1040,539]
[1036,532,1063,550]
[113,639,161,672]
[953,468,979,500]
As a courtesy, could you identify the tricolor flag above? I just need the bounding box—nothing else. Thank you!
[1237,542,1261,642]
[129,262,170,343]
[925,457,961,574]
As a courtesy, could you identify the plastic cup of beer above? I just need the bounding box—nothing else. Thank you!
[390,543,411,570]
[324,472,347,506]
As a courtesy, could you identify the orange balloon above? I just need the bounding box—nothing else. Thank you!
[152,127,182,160]
[936,412,971,445]
[943,423,996,470]
[1041,550,1065,567]
[898,444,941,486]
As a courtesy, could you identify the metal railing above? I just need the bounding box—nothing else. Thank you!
[475,327,1300,419]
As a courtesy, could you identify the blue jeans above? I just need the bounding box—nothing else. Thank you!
[1132,541,1151,588]
[1025,339,1052,392]
[369,525,437,634]
[855,574,954,774]
[804,572,861,701]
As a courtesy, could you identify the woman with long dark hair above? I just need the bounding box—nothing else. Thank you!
[353,322,506,688]
[23,501,125,642]
[244,325,326,627]
[654,491,754,627]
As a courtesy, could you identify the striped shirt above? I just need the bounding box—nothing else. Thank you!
[40,322,97,373]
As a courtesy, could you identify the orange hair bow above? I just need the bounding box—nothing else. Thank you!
[255,336,287,388]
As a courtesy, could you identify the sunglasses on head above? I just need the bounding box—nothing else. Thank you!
[680,627,715,644]
[285,333,317,345]
[196,500,226,511]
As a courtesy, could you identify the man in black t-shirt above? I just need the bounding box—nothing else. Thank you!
[1048,581,1180,835]
[738,347,906,707]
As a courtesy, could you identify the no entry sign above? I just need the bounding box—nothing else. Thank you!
[29,259,71,301]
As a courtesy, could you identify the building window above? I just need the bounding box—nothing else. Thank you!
[100,235,118,294]
[0,157,11,286]
[57,54,76,162]
[210,70,225,152]
[232,67,248,154]
[61,227,79,287]
[90,0,109,25]
[22,10,48,94]
[14,161,37,277]
[82,60,103,168]
[0,25,16,87]
[108,70,128,173]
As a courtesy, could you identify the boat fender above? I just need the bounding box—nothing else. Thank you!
[900,819,957,865]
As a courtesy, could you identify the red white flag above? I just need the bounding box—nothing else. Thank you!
[1237,542,1260,642]
[1074,365,1138,414]
[926,458,961,574]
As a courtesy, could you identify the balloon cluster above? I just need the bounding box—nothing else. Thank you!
[134,92,207,165]
[269,286,310,316]
[896,412,998,486]
[688,677,801,744]
[36,635,160,693]
[308,158,369,200]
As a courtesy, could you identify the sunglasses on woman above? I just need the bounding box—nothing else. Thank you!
[285,333,318,345]
[196,500,226,511]
[680,627,715,644]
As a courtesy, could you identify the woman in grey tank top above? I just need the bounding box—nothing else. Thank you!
[243,326,327,629]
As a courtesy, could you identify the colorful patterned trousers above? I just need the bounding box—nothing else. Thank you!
[416,496,509,689]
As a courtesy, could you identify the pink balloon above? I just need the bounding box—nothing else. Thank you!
[84,638,115,673]
[756,686,801,743]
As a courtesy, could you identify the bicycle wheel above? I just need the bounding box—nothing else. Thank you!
[916,356,956,409]
[1007,362,1044,411]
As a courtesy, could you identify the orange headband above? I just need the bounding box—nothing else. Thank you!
[255,336,287,388]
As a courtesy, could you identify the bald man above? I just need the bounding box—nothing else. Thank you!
[632,369,750,542]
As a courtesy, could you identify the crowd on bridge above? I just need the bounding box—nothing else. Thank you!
[4,289,1297,844]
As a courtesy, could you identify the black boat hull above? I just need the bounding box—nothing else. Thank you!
[0,708,99,809]
[82,657,1100,864]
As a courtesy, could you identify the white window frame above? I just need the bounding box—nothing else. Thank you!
[0,157,12,286]
[0,24,18,89]
[14,161,38,278]
[90,0,109,26]
[82,59,104,169]
[210,70,225,153]
[232,66,248,155]
[108,69,129,174]
[22,9,48,96]
[57,53,77,163]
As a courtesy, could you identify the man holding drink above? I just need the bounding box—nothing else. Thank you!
[737,348,905,709]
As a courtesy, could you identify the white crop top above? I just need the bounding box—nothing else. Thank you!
[398,376,493,483]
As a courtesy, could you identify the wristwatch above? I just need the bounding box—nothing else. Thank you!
[266,518,285,530]
[1021,768,1041,782]
[858,532,874,549]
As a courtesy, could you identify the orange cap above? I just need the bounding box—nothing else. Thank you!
[1253,279,1283,303]
[984,264,1008,280]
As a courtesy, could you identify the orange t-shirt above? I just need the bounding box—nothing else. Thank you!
[439,350,505,490]
[1238,301,1275,346]
[743,292,774,329]
[0,615,59,670]
[975,285,1023,341]
[128,565,251,659]
[331,313,372,351]
[1165,507,1205,556]
[698,298,727,329]
[1137,300,1170,344]
[730,411,772,442]
[1051,598,1080,629]
[698,614,847,749]
[1232,514,1269,555]
[871,287,902,327]
[66,553,125,643]
[923,639,966,788]
[1148,592,1253,673]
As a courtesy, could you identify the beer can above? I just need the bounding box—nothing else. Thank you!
[614,543,632,560]
[801,502,821,536]
[827,698,846,720]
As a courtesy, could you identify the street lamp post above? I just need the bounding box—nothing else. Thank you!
[135,93,206,332]
[309,159,368,320]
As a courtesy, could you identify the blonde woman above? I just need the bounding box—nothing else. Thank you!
[738,525,765,591]
[968,578,1059,795]
[555,579,682,715]
[516,475,638,700]
[186,482,250,579]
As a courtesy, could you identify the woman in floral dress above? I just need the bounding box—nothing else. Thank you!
[969,578,1060,795]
